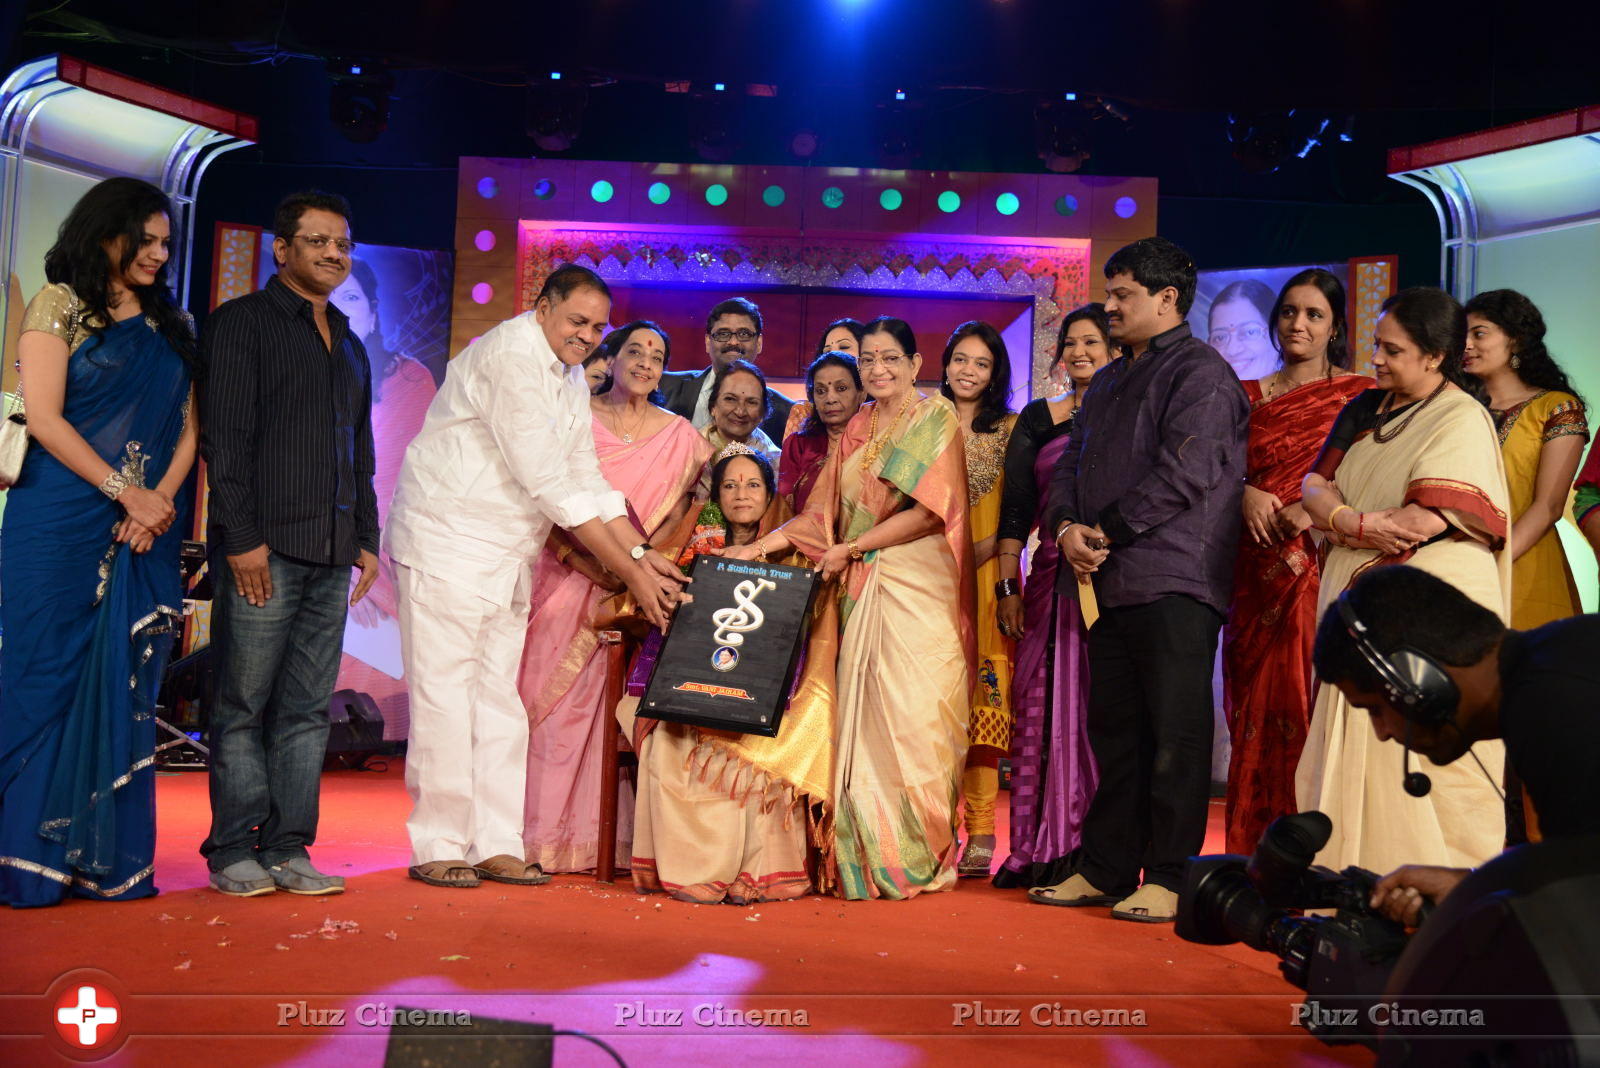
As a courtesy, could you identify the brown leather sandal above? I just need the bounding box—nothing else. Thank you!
[473,854,552,885]
[408,860,481,888]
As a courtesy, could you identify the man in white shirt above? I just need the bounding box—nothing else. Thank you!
[385,265,681,889]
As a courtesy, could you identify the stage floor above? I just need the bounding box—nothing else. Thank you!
[4,763,1369,1067]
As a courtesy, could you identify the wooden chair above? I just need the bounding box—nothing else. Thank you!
[595,629,631,884]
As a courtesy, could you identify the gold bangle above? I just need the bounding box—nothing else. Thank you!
[846,538,864,560]
[755,538,769,562]
[1327,504,1354,533]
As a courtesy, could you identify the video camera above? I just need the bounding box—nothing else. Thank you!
[1175,811,1412,1046]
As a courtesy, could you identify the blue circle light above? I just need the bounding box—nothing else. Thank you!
[476,177,498,200]
[532,178,556,200]
[1054,194,1078,216]
[590,180,615,203]
[1114,195,1138,218]
[995,192,1021,216]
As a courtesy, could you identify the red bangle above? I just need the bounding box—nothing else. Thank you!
[1357,512,1365,541]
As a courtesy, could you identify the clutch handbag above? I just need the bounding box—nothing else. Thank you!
[0,376,26,490]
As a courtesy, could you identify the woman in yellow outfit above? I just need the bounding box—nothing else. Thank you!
[1462,289,1589,844]
[939,321,1018,877]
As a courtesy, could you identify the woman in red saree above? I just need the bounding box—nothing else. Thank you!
[1223,269,1369,854]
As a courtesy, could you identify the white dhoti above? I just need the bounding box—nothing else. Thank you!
[396,562,532,865]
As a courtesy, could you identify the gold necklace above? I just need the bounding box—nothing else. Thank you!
[606,400,647,443]
[860,392,916,468]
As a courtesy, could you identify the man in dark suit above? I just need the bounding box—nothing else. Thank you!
[658,296,792,443]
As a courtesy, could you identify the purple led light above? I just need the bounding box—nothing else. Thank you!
[471,282,494,305]
[474,229,496,252]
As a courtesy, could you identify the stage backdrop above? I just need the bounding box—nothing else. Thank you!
[203,225,454,740]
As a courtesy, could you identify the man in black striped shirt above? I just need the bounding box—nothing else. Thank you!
[198,191,380,897]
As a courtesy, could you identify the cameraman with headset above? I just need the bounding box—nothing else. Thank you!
[1311,565,1600,926]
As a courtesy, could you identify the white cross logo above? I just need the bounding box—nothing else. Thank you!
[56,985,119,1046]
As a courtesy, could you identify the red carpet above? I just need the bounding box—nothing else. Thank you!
[4,763,1370,1066]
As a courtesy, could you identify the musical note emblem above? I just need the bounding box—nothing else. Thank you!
[712,578,777,647]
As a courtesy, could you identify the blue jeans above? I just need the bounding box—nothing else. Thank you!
[201,553,349,871]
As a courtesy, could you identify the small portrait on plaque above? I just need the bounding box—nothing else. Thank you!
[711,646,739,672]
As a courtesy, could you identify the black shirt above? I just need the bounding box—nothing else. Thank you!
[1497,616,1600,840]
[200,274,379,564]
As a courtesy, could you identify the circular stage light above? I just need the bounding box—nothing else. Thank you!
[705,183,729,206]
[533,178,556,200]
[937,190,961,213]
[476,177,498,200]
[471,283,494,305]
[1114,195,1138,218]
[822,186,845,209]
[762,185,786,207]
[590,180,615,203]
[995,192,1020,216]
[474,229,496,252]
[1054,194,1079,216]
[879,188,903,211]
[648,181,671,205]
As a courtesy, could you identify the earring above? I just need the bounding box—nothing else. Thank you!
[1511,353,1522,370]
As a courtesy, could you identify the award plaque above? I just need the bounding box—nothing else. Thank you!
[638,555,821,737]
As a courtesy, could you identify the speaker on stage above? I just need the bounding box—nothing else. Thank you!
[323,688,390,770]
[382,1011,553,1067]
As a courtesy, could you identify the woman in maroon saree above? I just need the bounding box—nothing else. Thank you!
[1223,269,1369,854]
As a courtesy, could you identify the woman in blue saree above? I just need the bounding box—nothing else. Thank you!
[0,177,198,907]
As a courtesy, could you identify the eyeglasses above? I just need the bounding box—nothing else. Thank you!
[709,328,758,344]
[1209,323,1266,347]
[857,351,908,370]
[295,234,356,255]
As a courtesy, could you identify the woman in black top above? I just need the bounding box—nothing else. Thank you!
[991,305,1117,892]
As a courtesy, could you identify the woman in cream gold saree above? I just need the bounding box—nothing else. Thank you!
[729,316,975,899]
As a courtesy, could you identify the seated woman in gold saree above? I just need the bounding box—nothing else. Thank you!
[631,445,823,904]
[727,316,975,900]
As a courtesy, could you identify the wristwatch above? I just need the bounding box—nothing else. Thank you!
[629,542,650,560]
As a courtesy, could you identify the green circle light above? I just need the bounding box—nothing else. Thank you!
[995,192,1021,216]
[821,185,845,209]
[647,181,671,205]
[1054,194,1079,216]
[705,183,729,207]
[762,184,785,207]
[937,190,961,213]
[589,180,614,203]
[879,188,903,211]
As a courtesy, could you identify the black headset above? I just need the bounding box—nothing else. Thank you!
[1334,592,1460,726]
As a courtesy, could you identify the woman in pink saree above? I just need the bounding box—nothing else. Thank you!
[518,321,712,873]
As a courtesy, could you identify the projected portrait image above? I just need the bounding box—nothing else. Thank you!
[1188,263,1349,382]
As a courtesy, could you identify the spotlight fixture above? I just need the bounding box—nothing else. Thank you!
[328,60,394,144]
[1226,112,1297,174]
[789,128,820,160]
[689,90,743,161]
[1033,99,1091,173]
[875,101,920,168]
[526,77,588,152]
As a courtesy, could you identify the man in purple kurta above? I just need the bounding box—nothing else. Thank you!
[1037,237,1249,923]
